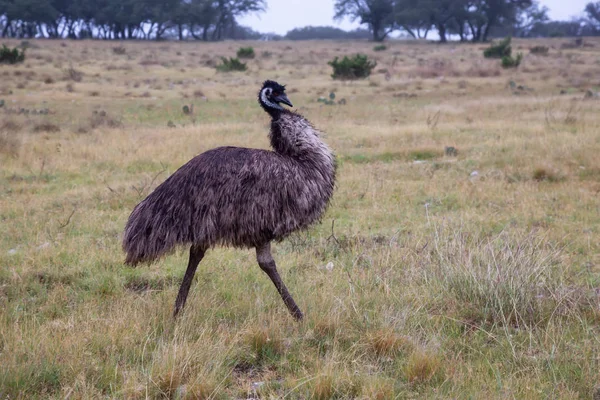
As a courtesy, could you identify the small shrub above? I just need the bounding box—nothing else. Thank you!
[501,53,523,69]
[236,46,255,59]
[530,45,549,56]
[215,57,247,72]
[182,105,193,115]
[373,44,387,52]
[483,37,512,59]
[0,45,25,64]
[328,54,376,80]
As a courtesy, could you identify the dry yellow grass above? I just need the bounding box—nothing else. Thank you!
[1,37,599,398]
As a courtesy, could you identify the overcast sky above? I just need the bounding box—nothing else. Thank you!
[238,0,591,35]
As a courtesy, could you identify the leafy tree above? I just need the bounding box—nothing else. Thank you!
[394,0,432,39]
[0,0,265,39]
[515,0,549,36]
[334,0,396,42]
[586,2,600,27]
[477,0,533,41]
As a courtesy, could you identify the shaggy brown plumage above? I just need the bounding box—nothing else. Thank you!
[122,80,336,320]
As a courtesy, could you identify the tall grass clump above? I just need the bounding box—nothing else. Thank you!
[236,46,255,59]
[215,57,247,72]
[328,54,376,80]
[0,44,25,64]
[425,225,561,328]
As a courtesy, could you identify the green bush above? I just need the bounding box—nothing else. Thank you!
[215,57,247,72]
[373,44,387,52]
[328,54,376,80]
[236,47,255,59]
[0,45,25,64]
[483,37,512,59]
[530,45,549,56]
[501,53,523,69]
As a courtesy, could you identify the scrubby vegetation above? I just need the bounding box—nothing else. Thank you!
[236,46,255,59]
[328,54,376,80]
[215,57,247,72]
[0,44,25,64]
[484,37,523,69]
[0,38,599,399]
[501,52,523,68]
[483,37,512,59]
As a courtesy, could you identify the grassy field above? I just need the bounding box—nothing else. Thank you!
[1,37,599,399]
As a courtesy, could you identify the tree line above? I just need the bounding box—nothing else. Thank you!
[1,0,599,41]
[0,0,266,40]
[335,0,600,42]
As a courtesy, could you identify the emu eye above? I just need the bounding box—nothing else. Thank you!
[272,92,279,97]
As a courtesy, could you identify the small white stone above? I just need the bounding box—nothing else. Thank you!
[470,170,479,177]
[8,249,17,255]
[325,262,334,271]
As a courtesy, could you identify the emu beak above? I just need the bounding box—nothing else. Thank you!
[275,93,293,108]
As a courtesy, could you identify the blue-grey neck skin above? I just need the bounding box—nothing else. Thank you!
[123,83,337,265]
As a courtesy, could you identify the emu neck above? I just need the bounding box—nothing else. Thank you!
[261,103,284,119]
[269,112,334,168]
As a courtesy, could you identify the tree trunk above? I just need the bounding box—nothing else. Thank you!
[482,13,497,42]
[403,26,417,39]
[458,21,465,41]
[1,19,10,38]
[482,22,492,42]
[371,21,383,42]
[437,23,447,42]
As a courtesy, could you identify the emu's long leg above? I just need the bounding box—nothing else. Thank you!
[174,245,205,317]
[256,242,304,321]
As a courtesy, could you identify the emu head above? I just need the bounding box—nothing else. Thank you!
[258,80,293,114]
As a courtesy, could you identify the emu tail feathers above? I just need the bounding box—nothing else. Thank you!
[122,194,193,266]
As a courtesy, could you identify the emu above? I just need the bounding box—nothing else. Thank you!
[122,80,336,321]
